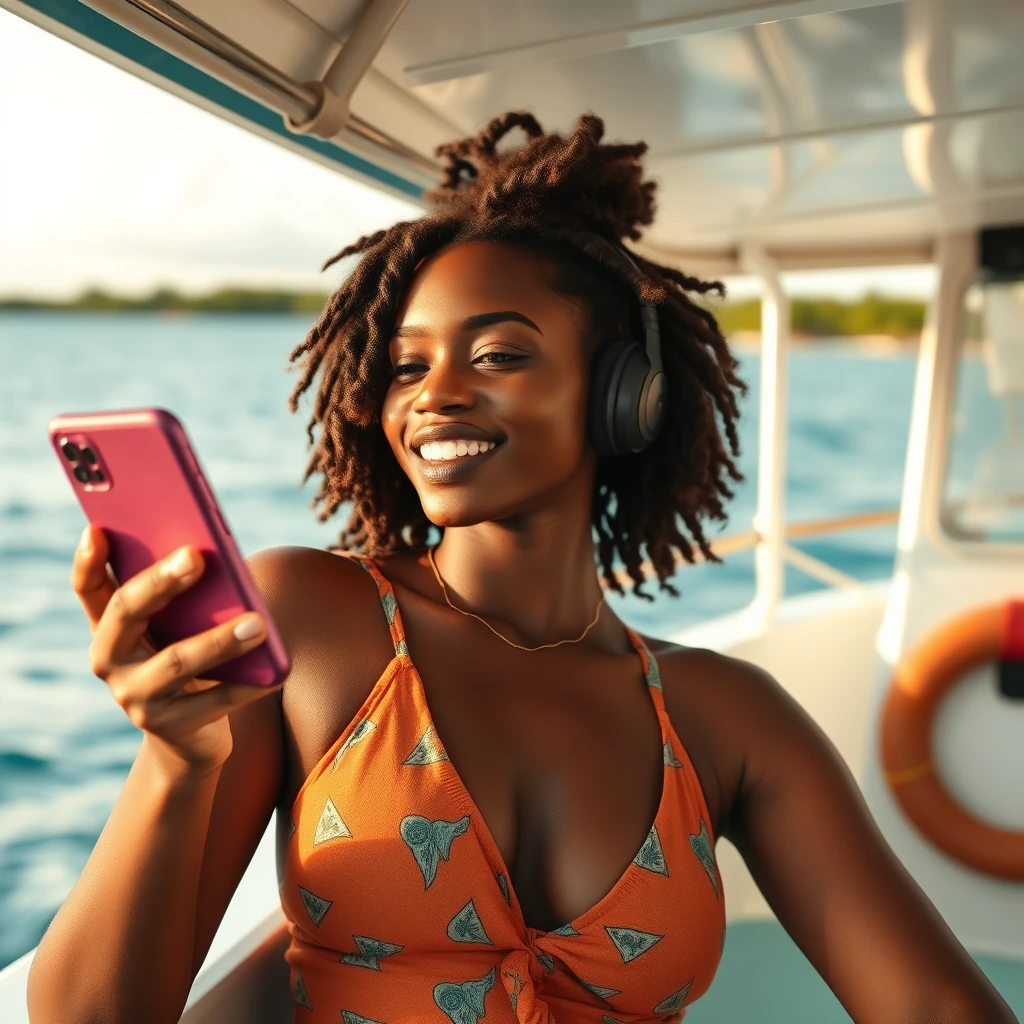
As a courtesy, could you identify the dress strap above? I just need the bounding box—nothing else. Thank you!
[342,552,409,659]
[626,626,663,692]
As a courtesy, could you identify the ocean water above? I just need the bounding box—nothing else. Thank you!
[0,313,917,969]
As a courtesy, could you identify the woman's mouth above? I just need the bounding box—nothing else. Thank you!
[411,438,504,482]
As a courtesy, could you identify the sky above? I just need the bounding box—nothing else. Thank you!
[0,8,937,302]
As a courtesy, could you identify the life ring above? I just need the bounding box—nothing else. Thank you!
[879,599,1024,879]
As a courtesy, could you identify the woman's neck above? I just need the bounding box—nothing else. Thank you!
[429,506,613,650]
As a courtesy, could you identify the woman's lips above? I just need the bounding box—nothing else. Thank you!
[412,441,503,482]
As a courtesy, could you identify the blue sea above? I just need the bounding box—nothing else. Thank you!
[0,313,917,969]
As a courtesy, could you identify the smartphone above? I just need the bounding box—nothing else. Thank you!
[48,408,291,687]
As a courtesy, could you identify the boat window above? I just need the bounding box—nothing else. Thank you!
[940,277,1024,543]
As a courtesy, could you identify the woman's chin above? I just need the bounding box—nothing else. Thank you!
[419,501,496,530]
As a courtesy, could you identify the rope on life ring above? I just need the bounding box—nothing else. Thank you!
[879,599,1024,880]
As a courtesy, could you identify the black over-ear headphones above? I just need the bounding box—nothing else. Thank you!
[586,247,666,456]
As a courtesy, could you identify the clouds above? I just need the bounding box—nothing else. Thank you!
[0,9,419,298]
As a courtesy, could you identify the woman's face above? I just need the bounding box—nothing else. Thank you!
[382,240,597,529]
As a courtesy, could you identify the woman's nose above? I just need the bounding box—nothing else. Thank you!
[413,357,476,414]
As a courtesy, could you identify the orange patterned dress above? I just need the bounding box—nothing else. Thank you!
[280,554,725,1023]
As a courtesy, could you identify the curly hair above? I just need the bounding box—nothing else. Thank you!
[287,111,746,599]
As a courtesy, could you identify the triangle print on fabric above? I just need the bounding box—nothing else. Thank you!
[298,885,333,928]
[331,718,376,772]
[292,969,312,1011]
[633,824,670,876]
[313,796,352,848]
[400,813,471,888]
[644,652,662,690]
[605,925,665,963]
[402,723,449,765]
[578,977,622,1001]
[340,934,405,970]
[689,818,719,898]
[653,977,694,1014]
[663,739,684,768]
[340,1012,386,1024]
[549,921,579,936]
[433,965,496,1023]
[505,965,525,1013]
[496,870,511,906]
[380,588,398,626]
[447,898,494,945]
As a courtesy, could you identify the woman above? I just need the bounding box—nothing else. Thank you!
[27,113,1016,1024]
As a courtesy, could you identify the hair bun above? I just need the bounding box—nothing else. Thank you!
[427,112,657,244]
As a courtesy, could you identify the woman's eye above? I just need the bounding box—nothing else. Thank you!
[392,362,426,378]
[475,351,524,365]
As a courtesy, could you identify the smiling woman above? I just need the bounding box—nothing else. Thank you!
[288,111,746,599]
[24,109,1018,1024]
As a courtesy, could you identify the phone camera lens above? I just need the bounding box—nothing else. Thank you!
[91,468,106,483]
[80,447,97,465]
[73,466,91,484]
[62,441,80,462]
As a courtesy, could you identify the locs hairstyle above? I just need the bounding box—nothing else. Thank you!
[288,111,746,599]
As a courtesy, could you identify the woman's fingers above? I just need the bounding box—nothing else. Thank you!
[71,525,116,632]
[160,677,285,734]
[124,612,267,705]
[89,545,206,678]
[71,530,281,773]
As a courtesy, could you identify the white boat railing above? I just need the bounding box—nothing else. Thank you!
[609,506,901,594]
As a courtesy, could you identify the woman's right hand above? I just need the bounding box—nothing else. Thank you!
[71,524,283,778]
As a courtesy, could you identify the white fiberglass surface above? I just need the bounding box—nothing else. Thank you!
[144,0,1024,248]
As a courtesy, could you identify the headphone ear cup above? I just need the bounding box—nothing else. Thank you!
[588,340,633,456]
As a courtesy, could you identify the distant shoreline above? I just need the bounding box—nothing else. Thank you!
[0,287,927,343]
[0,287,328,315]
[727,330,919,353]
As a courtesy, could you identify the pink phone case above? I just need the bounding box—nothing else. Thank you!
[48,408,291,687]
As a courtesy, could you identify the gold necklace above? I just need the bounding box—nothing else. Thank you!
[426,546,605,652]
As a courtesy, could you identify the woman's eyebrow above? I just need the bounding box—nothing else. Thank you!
[392,310,542,339]
[463,310,543,333]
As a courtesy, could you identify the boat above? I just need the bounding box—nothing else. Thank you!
[1,0,1022,1020]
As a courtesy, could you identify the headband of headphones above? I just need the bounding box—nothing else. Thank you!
[615,246,663,376]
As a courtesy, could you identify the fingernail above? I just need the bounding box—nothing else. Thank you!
[167,548,195,578]
[233,615,263,641]
[78,525,92,555]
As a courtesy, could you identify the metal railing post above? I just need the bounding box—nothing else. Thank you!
[742,244,790,625]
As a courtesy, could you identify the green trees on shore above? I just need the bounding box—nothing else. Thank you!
[709,293,925,338]
[0,287,326,314]
[0,287,926,338]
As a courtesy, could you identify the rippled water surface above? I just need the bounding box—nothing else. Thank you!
[0,313,917,967]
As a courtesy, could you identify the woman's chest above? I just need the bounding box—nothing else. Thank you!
[281,616,730,933]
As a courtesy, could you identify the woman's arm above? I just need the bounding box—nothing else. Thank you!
[715,656,1017,1024]
[26,533,286,1024]
[28,741,229,1024]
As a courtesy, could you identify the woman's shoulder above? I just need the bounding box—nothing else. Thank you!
[641,636,789,836]
[640,632,772,690]
[244,545,393,654]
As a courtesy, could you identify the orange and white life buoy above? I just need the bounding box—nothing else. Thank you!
[880,599,1024,880]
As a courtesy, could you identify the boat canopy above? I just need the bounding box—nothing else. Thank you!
[6,0,1024,273]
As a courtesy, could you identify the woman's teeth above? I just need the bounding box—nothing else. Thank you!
[418,440,498,462]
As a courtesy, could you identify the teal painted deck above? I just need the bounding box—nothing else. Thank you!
[685,921,1024,1022]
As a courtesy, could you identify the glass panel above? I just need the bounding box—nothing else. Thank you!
[941,277,1024,542]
